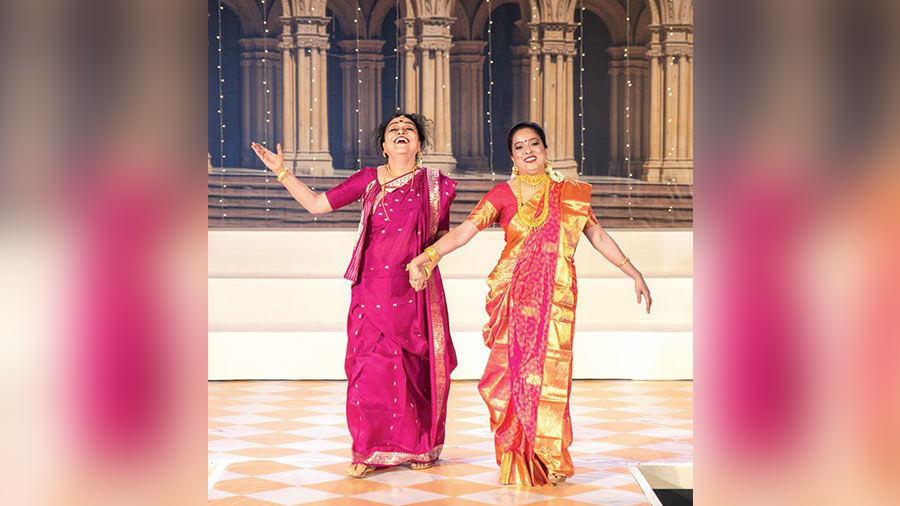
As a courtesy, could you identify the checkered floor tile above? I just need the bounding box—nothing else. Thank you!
[209,380,692,505]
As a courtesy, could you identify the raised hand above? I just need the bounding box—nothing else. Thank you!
[250,141,284,174]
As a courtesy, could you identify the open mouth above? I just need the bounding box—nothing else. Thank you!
[524,155,537,163]
[394,137,409,144]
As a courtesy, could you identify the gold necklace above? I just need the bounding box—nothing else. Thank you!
[515,176,551,230]
[518,173,549,187]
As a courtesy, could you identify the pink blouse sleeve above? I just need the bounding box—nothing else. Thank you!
[438,173,458,232]
[325,167,376,210]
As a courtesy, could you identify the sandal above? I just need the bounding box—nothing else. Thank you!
[548,472,567,485]
[409,461,434,470]
[346,463,376,478]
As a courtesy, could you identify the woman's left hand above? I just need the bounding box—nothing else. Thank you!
[635,275,652,314]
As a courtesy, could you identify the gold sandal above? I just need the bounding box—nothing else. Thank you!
[346,463,375,478]
[409,461,434,470]
[548,472,567,485]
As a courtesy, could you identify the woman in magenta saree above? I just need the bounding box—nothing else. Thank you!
[251,113,456,477]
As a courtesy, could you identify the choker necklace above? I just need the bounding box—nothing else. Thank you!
[517,173,549,187]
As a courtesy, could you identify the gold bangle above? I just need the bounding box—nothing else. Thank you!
[423,263,433,279]
[617,257,631,268]
[425,245,441,264]
[276,167,290,182]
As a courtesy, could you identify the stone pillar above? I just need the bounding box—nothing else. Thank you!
[399,18,418,113]
[609,64,620,175]
[339,40,386,169]
[416,17,456,172]
[644,25,692,183]
[239,38,282,168]
[451,41,488,172]
[608,46,648,178]
[527,22,577,175]
[279,16,333,175]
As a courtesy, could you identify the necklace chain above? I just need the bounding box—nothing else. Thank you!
[515,175,551,230]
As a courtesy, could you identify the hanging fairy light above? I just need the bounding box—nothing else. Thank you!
[578,0,585,177]
[394,0,400,111]
[625,0,634,221]
[216,0,227,222]
[486,0,494,180]
[261,0,271,219]
[354,2,362,170]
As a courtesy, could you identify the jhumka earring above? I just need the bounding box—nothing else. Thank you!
[383,151,387,159]
[512,164,519,176]
[544,161,553,173]
[415,151,423,168]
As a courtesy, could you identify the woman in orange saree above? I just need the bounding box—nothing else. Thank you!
[407,122,652,486]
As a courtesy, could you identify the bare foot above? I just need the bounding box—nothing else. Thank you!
[410,461,434,470]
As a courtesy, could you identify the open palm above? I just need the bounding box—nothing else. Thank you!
[250,142,284,174]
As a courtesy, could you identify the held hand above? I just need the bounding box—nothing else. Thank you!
[635,276,652,314]
[250,141,284,174]
[405,256,429,292]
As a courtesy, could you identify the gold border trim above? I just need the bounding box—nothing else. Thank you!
[354,445,443,466]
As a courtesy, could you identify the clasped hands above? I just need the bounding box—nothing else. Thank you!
[405,256,433,292]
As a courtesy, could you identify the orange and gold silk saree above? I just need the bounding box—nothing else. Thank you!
[466,179,598,486]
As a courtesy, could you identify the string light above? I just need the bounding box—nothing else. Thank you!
[394,0,400,111]
[625,0,634,221]
[217,1,227,222]
[261,0,271,219]
[578,1,585,176]
[355,2,362,169]
[486,0,494,180]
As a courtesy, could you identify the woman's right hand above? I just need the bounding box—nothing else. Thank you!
[250,141,284,174]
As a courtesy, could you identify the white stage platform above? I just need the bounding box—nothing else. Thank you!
[209,229,692,380]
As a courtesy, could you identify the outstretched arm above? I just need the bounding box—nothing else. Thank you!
[584,224,653,313]
[251,142,333,215]
[405,220,480,290]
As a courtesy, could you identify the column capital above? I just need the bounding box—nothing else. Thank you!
[418,17,454,51]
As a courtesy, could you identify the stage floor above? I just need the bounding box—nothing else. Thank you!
[209,380,693,505]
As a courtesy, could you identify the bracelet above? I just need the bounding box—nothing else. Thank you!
[617,257,631,268]
[425,245,441,264]
[276,167,290,182]
[423,263,433,280]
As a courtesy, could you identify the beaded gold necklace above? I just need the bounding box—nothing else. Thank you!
[515,173,551,230]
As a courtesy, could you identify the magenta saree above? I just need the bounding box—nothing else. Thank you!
[325,166,457,466]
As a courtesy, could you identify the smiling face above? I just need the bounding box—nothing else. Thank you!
[382,116,421,161]
[509,127,548,176]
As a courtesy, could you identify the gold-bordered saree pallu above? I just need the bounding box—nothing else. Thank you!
[467,179,598,486]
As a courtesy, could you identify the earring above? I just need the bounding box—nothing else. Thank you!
[544,161,553,173]
[415,151,423,168]
[383,151,387,159]
[512,164,519,176]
